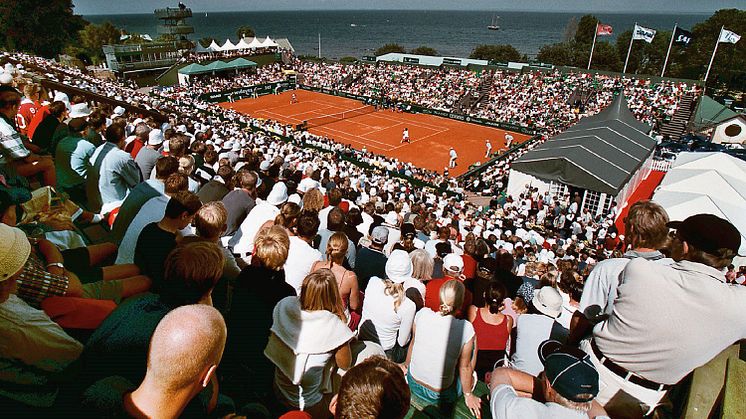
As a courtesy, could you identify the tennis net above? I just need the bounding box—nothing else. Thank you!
[304,105,376,129]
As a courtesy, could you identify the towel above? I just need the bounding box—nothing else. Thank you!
[265,296,353,386]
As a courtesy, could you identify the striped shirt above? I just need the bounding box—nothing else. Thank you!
[0,115,30,164]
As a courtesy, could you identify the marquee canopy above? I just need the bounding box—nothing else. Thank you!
[510,94,655,196]
[194,36,281,53]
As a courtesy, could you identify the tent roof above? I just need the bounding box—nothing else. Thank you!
[275,38,295,52]
[178,63,210,75]
[204,60,231,71]
[208,40,221,51]
[194,43,211,53]
[692,96,739,130]
[511,94,656,195]
[671,151,746,177]
[247,37,264,48]
[226,57,257,69]
[235,37,253,49]
[221,39,237,50]
[260,36,278,47]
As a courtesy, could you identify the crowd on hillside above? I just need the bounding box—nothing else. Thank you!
[0,51,743,419]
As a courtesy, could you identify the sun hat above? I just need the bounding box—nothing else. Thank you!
[259,160,271,171]
[532,286,563,318]
[538,340,600,403]
[113,105,126,116]
[385,249,413,284]
[668,213,742,255]
[384,211,398,226]
[371,225,389,245]
[0,224,31,281]
[266,182,288,206]
[69,103,92,119]
[443,253,464,274]
[148,129,164,146]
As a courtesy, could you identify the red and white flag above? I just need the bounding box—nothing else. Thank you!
[596,23,613,36]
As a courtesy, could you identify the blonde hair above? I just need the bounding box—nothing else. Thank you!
[438,279,464,316]
[301,268,346,323]
[253,225,290,270]
[193,202,227,239]
[326,232,349,265]
[302,188,324,213]
[383,279,405,313]
[410,249,433,282]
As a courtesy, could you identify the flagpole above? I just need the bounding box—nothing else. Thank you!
[588,24,598,70]
[704,26,723,84]
[623,22,636,74]
[318,33,321,59]
[661,23,677,77]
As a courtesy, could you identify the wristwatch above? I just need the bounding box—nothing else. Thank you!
[46,262,65,270]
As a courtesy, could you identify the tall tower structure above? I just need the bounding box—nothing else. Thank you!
[154,3,195,49]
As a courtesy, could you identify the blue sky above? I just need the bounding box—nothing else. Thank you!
[72,0,742,15]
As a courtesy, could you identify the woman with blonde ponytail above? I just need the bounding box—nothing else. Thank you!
[311,232,360,322]
[358,250,417,363]
[404,279,482,417]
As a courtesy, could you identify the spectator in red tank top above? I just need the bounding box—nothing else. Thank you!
[467,281,513,380]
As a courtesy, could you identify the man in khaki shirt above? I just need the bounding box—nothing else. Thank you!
[582,214,745,417]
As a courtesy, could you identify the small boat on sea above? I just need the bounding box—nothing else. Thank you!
[488,14,500,31]
[350,23,357,27]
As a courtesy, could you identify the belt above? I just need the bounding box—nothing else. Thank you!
[590,339,669,392]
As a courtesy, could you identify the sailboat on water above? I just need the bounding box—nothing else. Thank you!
[488,14,500,31]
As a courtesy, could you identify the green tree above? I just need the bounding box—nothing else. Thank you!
[615,29,669,75]
[562,17,579,42]
[536,42,577,66]
[0,0,86,58]
[469,44,522,63]
[574,15,600,45]
[236,25,255,39]
[375,43,406,56]
[411,46,438,56]
[675,9,746,90]
[592,41,623,72]
[79,21,120,64]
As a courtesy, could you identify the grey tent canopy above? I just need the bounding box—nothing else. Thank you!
[511,94,656,196]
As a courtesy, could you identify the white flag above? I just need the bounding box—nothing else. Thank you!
[718,28,741,44]
[632,24,657,43]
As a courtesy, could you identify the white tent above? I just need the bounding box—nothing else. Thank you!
[260,36,278,48]
[247,37,264,49]
[221,39,237,51]
[235,37,253,50]
[652,152,746,264]
[208,40,222,51]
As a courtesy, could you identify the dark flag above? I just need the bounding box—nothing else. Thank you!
[673,27,693,46]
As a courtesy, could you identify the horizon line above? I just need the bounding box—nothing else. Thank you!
[80,8,715,17]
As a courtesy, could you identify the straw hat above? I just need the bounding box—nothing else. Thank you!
[0,224,30,281]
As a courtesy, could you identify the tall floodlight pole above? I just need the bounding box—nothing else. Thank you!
[661,23,677,77]
[318,33,321,59]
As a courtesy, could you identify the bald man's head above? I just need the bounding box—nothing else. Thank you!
[145,305,227,394]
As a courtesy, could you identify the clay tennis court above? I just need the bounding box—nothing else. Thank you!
[221,89,530,176]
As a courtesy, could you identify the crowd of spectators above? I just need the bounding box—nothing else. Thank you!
[0,51,743,419]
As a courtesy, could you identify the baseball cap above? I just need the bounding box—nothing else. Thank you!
[400,222,416,240]
[371,225,389,245]
[538,340,599,403]
[668,214,742,255]
[385,250,413,284]
[532,286,562,318]
[443,253,464,274]
[0,224,31,281]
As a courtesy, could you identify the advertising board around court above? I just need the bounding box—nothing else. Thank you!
[198,81,294,102]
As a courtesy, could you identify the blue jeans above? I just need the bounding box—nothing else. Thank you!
[407,369,462,404]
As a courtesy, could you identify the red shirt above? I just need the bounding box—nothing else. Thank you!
[15,99,40,137]
[27,104,49,141]
[425,277,472,319]
[125,138,144,159]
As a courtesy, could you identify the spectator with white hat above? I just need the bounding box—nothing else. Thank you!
[134,128,165,182]
[510,286,567,377]
[358,249,417,362]
[424,253,472,318]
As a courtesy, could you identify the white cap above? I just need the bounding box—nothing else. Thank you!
[69,103,92,119]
